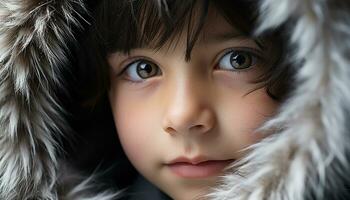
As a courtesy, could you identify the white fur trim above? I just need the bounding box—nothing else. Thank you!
[208,0,350,199]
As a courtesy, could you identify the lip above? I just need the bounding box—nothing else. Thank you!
[168,156,211,165]
[166,156,234,178]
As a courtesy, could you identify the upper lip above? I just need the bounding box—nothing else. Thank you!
[167,156,213,165]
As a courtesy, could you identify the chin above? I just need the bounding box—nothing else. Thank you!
[165,186,210,200]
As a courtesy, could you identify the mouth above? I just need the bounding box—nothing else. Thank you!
[165,156,235,178]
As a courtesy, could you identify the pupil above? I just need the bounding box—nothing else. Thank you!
[141,63,153,73]
[137,62,155,78]
[230,52,249,69]
[231,54,246,65]
[235,54,246,65]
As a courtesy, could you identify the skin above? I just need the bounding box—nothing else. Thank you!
[108,8,279,200]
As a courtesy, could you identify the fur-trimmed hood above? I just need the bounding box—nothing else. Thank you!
[0,0,349,199]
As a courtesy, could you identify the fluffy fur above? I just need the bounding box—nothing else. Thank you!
[0,0,116,199]
[208,0,350,199]
[0,0,349,199]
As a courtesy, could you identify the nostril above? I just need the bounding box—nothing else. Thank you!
[165,127,176,134]
[190,124,205,132]
[165,125,205,134]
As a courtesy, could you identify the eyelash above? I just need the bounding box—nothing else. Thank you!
[118,48,263,84]
[117,57,161,84]
[214,47,263,73]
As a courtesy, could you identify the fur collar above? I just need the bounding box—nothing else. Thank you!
[0,0,349,199]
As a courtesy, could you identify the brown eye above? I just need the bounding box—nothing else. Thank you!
[218,50,255,70]
[125,60,161,81]
[230,51,252,69]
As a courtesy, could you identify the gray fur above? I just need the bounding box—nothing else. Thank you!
[208,0,350,199]
[0,0,116,199]
[0,0,349,199]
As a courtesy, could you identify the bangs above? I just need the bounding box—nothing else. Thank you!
[96,0,208,61]
[94,0,257,60]
[79,0,291,106]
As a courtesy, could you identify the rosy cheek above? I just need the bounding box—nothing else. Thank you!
[115,106,146,165]
[112,91,160,175]
[219,88,279,155]
[242,89,279,140]
[116,122,143,163]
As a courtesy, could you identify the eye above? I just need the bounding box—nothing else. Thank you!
[124,60,161,81]
[217,50,256,71]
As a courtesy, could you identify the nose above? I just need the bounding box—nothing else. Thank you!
[162,79,216,135]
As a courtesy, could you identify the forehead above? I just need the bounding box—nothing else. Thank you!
[99,0,256,57]
[199,7,241,43]
[138,3,244,60]
[155,7,241,52]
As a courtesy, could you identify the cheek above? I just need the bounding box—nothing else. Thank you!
[115,113,146,163]
[220,88,278,153]
[109,87,157,174]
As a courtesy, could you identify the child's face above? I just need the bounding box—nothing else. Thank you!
[108,8,279,200]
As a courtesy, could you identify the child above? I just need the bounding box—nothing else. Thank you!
[93,0,288,199]
[0,0,349,199]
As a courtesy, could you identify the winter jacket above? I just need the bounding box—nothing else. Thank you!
[0,0,349,199]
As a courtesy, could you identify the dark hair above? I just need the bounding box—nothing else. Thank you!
[77,0,293,107]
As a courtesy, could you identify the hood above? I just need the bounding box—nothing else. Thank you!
[0,0,349,199]
[209,1,350,199]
